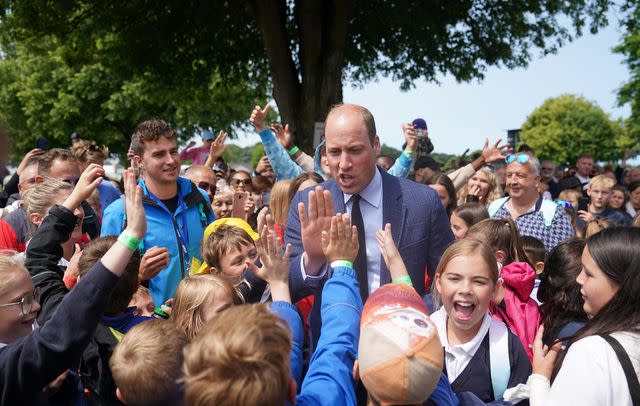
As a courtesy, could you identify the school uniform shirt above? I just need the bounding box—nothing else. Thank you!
[529,331,640,406]
[430,307,531,402]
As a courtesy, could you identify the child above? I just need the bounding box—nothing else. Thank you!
[431,238,531,402]
[426,173,458,218]
[466,218,540,360]
[526,227,640,405]
[521,235,545,304]
[110,319,187,406]
[170,274,240,340]
[0,166,146,405]
[536,238,587,347]
[577,175,632,229]
[129,285,156,318]
[450,203,489,239]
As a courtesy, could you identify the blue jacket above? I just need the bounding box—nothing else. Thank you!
[101,177,214,305]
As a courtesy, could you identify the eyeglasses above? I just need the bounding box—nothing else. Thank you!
[0,288,40,316]
[231,178,252,186]
[505,154,530,164]
[44,175,80,185]
[197,182,217,196]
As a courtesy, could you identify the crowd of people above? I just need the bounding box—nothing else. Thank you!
[0,102,638,406]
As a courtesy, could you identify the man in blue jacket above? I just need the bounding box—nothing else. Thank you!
[101,119,214,305]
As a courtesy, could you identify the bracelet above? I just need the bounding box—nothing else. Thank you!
[288,146,300,156]
[118,230,141,251]
[330,260,353,269]
[392,275,414,287]
[404,150,416,158]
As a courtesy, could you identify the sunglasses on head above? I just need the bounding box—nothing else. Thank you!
[505,154,530,164]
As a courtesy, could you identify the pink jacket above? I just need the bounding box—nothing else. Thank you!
[490,261,540,361]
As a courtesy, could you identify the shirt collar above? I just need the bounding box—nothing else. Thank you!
[436,310,493,357]
[343,167,382,208]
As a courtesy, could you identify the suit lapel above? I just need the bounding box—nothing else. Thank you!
[325,178,346,214]
[380,170,405,285]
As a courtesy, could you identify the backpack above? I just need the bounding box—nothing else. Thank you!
[488,319,511,400]
[488,196,557,228]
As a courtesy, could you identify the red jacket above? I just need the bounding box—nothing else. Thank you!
[490,261,540,361]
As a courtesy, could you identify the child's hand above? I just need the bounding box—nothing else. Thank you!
[532,325,563,379]
[321,213,359,264]
[250,222,292,302]
[63,163,104,212]
[123,167,146,240]
[376,223,409,280]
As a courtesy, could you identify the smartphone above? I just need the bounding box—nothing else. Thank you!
[232,191,248,218]
[577,197,590,212]
[262,192,271,206]
[35,137,48,151]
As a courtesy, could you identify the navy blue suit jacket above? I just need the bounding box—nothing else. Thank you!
[285,169,454,344]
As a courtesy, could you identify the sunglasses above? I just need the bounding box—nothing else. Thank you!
[197,182,217,196]
[231,178,252,186]
[505,154,530,164]
[0,288,40,316]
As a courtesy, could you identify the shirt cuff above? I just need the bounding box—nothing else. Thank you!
[527,374,551,406]
[300,254,329,286]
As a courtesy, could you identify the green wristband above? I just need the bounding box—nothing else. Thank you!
[288,146,300,156]
[118,230,141,251]
[330,260,354,269]
[404,150,416,158]
[392,275,414,287]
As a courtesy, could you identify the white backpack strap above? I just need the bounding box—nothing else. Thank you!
[540,199,557,228]
[488,197,510,218]
[489,319,511,400]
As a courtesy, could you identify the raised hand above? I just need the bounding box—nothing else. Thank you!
[321,213,358,264]
[376,223,408,280]
[298,186,334,274]
[62,163,104,212]
[17,148,44,175]
[401,123,418,154]
[482,138,511,164]
[249,222,292,302]
[123,167,146,240]
[250,103,271,132]
[272,123,294,150]
[209,130,228,161]
[138,246,170,281]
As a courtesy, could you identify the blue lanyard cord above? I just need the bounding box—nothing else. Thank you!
[147,190,191,266]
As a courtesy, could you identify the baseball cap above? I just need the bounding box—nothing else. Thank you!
[414,156,441,172]
[412,118,428,130]
[358,283,443,405]
[202,130,215,141]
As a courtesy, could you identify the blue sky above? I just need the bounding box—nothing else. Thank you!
[233,16,631,158]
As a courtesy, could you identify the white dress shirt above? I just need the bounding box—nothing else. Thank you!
[301,169,384,294]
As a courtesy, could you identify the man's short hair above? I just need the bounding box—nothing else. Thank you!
[577,154,593,162]
[77,236,141,316]
[182,304,291,405]
[508,151,541,176]
[325,103,377,145]
[37,148,77,176]
[130,118,177,157]
[414,156,441,172]
[201,225,254,271]
[110,319,187,406]
[589,174,615,191]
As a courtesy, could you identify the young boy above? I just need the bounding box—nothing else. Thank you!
[577,175,631,229]
[110,319,187,406]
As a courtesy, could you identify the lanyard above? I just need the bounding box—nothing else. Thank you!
[147,189,190,263]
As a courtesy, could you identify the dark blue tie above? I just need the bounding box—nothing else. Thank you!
[351,194,369,301]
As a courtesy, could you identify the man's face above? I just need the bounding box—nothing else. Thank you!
[576,157,593,177]
[137,137,180,186]
[506,161,540,201]
[185,167,217,201]
[47,159,80,184]
[414,167,436,184]
[18,164,39,194]
[324,107,380,195]
[541,161,555,180]
[629,168,640,184]
[587,186,611,211]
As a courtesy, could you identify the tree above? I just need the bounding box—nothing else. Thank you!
[1,1,611,153]
[519,94,631,164]
[615,2,640,144]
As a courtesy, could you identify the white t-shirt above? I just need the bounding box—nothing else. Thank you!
[531,331,640,406]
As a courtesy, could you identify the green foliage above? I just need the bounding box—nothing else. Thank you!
[379,144,401,159]
[615,3,640,144]
[251,143,266,168]
[222,144,254,166]
[520,94,629,165]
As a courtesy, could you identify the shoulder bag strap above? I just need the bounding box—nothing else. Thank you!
[599,333,640,405]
